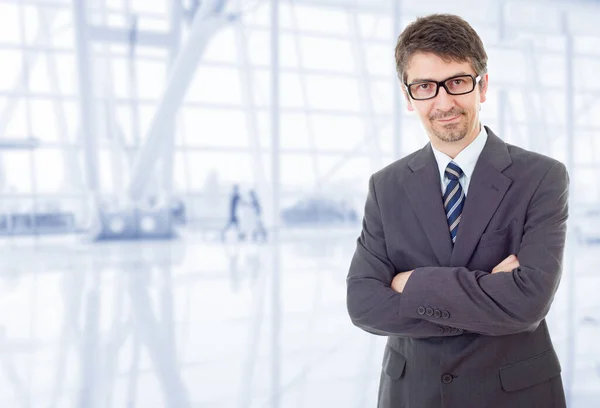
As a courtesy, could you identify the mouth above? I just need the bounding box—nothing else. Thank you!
[437,114,461,123]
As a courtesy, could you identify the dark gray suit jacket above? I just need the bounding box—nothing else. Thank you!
[346,126,569,408]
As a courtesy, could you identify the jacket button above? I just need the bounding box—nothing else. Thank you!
[441,374,454,384]
[434,309,441,318]
[425,307,434,316]
[442,310,450,319]
[417,306,426,315]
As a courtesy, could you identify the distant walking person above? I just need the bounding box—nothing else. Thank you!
[221,184,245,241]
[249,189,267,242]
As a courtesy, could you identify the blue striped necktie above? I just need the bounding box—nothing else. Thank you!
[443,162,465,244]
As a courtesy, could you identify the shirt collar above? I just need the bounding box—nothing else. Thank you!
[431,124,488,182]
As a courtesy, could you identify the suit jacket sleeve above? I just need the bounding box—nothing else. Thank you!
[346,175,464,338]
[399,161,569,336]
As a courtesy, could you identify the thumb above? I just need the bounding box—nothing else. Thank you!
[498,254,516,265]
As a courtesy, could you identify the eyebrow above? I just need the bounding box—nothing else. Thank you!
[408,71,471,83]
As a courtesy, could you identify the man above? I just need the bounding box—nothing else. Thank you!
[346,14,569,408]
[221,184,245,241]
[248,189,268,242]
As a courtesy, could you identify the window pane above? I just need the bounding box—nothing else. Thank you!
[281,153,317,187]
[357,14,392,40]
[50,9,75,49]
[33,148,67,193]
[312,114,366,151]
[187,152,254,187]
[0,50,23,90]
[136,59,167,100]
[0,4,21,44]
[31,99,61,142]
[182,107,250,148]
[290,5,350,36]
[371,80,393,115]
[203,28,237,64]
[280,113,311,149]
[2,152,32,193]
[29,52,51,94]
[1,98,28,138]
[187,66,243,105]
[318,154,371,187]
[299,37,354,73]
[364,44,395,77]
[305,75,361,112]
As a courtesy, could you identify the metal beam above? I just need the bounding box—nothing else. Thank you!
[127,2,230,201]
[40,7,86,192]
[97,0,129,199]
[349,12,382,172]
[0,10,59,140]
[88,26,172,47]
[497,0,507,139]
[73,0,99,195]
[233,11,269,202]
[0,138,40,149]
[159,0,184,201]
[392,0,402,159]
[269,1,282,408]
[289,1,322,190]
[128,268,191,408]
[562,11,576,407]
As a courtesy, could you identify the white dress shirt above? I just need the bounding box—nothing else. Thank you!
[431,124,488,196]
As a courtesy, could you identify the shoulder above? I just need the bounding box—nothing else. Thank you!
[505,143,567,179]
[370,149,423,189]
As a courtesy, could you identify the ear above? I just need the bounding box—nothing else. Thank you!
[479,73,489,103]
[402,88,414,112]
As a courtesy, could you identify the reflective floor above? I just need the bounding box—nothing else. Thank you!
[0,227,598,407]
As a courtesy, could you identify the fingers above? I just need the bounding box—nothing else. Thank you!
[491,254,520,274]
[491,259,520,274]
[493,254,518,269]
[496,254,517,267]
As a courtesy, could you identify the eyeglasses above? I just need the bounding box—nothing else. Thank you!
[404,74,482,101]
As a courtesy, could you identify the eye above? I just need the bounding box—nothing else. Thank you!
[418,83,430,89]
[452,79,464,85]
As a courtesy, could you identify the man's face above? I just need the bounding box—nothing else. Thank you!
[403,52,488,145]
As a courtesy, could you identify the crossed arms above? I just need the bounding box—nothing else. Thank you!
[346,162,569,338]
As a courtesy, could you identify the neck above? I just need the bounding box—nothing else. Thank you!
[431,123,481,159]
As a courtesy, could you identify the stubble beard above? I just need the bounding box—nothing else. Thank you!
[432,119,468,143]
[429,111,470,143]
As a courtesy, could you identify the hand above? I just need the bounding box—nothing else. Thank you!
[391,270,414,293]
[491,254,520,274]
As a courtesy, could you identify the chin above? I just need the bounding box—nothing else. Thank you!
[432,125,468,143]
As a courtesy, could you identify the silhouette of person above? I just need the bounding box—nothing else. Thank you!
[248,189,267,242]
[222,184,245,241]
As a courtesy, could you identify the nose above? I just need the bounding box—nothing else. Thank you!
[433,86,455,111]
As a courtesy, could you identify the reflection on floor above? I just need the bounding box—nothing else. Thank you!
[0,228,597,407]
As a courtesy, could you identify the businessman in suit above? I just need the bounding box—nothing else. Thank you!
[346,14,569,408]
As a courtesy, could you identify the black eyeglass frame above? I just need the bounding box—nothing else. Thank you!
[404,74,482,101]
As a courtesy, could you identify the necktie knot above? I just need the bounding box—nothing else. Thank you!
[445,162,463,181]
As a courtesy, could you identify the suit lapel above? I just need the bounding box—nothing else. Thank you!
[449,126,513,267]
[404,144,453,266]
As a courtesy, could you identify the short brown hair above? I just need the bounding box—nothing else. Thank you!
[395,14,488,85]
